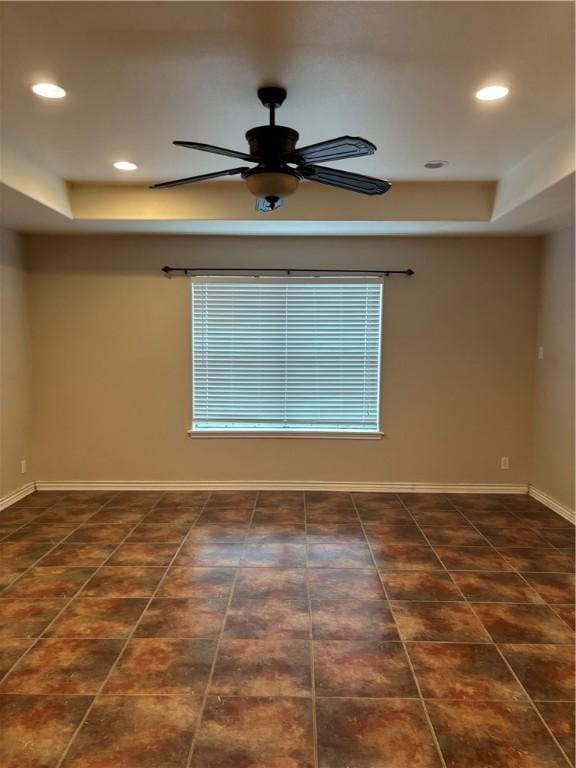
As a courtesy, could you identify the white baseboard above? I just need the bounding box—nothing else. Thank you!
[0,481,36,511]
[33,479,529,494]
[529,485,575,524]
[4,480,572,526]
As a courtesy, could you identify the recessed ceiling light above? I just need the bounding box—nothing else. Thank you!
[475,85,509,102]
[424,160,449,169]
[31,82,66,99]
[113,161,138,171]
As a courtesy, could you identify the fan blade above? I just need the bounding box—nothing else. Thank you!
[255,197,284,212]
[150,166,249,189]
[299,164,391,195]
[174,141,257,162]
[291,136,376,164]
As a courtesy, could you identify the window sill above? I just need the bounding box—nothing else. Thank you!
[187,430,385,440]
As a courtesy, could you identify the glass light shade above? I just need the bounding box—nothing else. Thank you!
[245,172,299,199]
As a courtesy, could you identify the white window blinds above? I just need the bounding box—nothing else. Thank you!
[191,277,383,434]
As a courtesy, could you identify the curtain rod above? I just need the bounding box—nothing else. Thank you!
[161,266,415,278]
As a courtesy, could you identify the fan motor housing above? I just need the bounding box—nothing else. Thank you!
[246,125,299,162]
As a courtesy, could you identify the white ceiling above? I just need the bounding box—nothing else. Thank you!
[2,0,574,184]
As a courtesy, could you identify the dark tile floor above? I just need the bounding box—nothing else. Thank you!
[0,490,574,767]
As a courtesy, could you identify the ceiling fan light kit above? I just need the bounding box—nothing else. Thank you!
[245,171,300,208]
[151,86,391,212]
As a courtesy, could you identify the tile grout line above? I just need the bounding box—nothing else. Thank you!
[413,500,574,765]
[464,604,574,767]
[403,497,570,755]
[549,603,576,631]
[1,688,574,703]
[2,634,572,645]
[506,505,574,551]
[380,496,470,602]
[2,690,574,703]
[508,512,575,567]
[466,507,573,572]
[2,491,573,766]
[459,509,575,767]
[402,496,573,751]
[463,511,574,605]
[404,508,471,603]
[1,492,67,524]
[413,506,572,577]
[353,492,449,768]
[0,511,50,541]
[0,598,561,604]
[52,490,211,768]
[0,523,86,590]
[0,491,130,687]
[184,491,260,768]
[304,490,319,768]
[459,499,571,551]
[496,555,573,603]
[0,493,82,583]
[493,641,574,767]
[393,496,461,768]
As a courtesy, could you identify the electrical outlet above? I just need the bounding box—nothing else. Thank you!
[538,346,544,360]
[20,459,27,474]
[500,456,510,470]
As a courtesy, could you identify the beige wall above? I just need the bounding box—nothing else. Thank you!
[24,234,541,486]
[531,225,575,508]
[0,228,31,497]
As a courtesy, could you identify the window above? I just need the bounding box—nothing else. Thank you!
[191,277,383,435]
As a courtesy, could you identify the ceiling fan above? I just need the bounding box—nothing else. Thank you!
[151,86,391,211]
